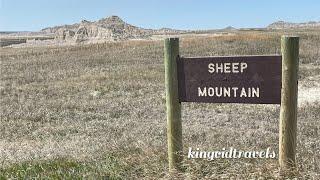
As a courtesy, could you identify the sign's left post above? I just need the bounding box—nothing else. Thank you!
[164,38,183,172]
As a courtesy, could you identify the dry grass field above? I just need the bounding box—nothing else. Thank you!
[0,30,319,179]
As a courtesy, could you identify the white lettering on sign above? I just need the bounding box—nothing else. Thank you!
[198,87,260,98]
[208,62,248,73]
[201,62,260,99]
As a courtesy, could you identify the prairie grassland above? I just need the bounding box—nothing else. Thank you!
[0,30,319,179]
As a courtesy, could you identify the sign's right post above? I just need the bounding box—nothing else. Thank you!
[279,36,299,170]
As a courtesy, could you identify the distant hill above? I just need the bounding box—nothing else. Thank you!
[0,31,23,35]
[41,16,187,42]
[223,26,237,31]
[267,20,320,29]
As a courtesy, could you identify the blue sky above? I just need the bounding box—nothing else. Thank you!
[0,0,319,31]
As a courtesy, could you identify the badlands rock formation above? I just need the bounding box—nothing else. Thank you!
[267,21,320,29]
[41,16,186,42]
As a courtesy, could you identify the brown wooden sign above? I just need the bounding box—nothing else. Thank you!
[177,55,282,104]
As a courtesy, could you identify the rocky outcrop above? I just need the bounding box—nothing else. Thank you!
[267,21,320,29]
[74,26,88,42]
[54,28,75,40]
[41,15,186,43]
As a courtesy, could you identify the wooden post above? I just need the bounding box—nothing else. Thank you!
[164,38,183,171]
[279,36,299,170]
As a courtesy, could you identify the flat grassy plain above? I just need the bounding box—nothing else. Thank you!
[0,30,319,179]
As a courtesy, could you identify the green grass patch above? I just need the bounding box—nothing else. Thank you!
[0,154,128,179]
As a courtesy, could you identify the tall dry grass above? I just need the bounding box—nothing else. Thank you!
[0,30,319,179]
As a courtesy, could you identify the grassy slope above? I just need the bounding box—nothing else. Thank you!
[0,31,319,179]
